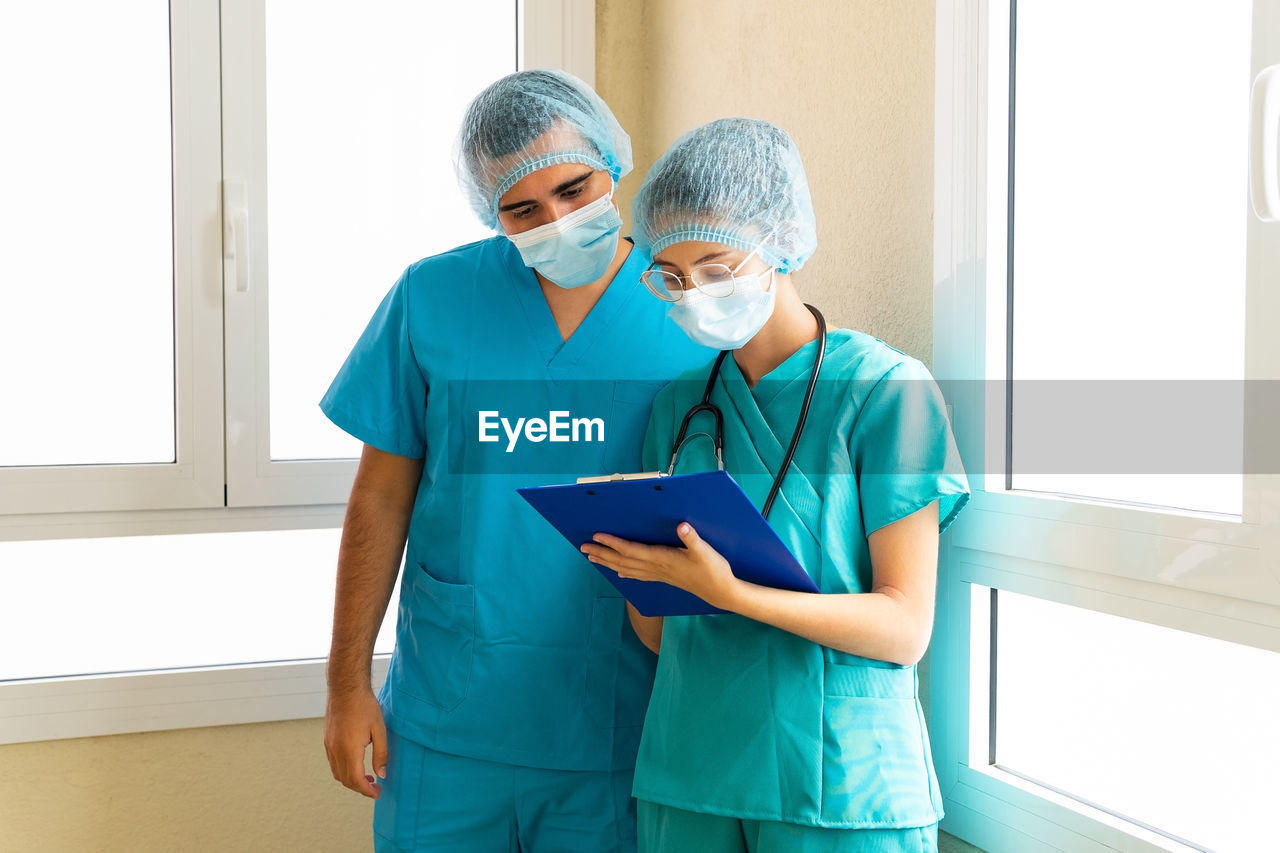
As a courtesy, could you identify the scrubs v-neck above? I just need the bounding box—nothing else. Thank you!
[632,329,969,827]
[321,235,712,772]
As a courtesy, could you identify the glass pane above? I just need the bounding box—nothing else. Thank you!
[1010,1,1253,515]
[0,529,397,680]
[266,0,514,461]
[0,3,175,467]
[995,590,1280,853]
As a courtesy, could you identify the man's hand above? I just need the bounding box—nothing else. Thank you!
[323,444,419,799]
[324,688,389,799]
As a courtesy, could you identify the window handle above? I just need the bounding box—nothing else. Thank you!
[223,179,250,292]
[1251,64,1280,223]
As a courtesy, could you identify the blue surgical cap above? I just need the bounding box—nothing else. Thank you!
[632,118,817,274]
[455,69,633,230]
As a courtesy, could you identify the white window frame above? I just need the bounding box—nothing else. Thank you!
[932,2,1280,851]
[0,0,225,519]
[0,0,594,745]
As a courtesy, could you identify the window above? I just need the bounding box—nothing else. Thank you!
[0,529,397,680]
[222,0,516,505]
[1006,0,1251,517]
[0,0,596,744]
[0,3,176,471]
[0,0,222,516]
[933,1,1280,851]
[991,590,1280,853]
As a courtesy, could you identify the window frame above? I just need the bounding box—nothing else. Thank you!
[931,1,1280,851]
[0,0,225,518]
[0,0,596,744]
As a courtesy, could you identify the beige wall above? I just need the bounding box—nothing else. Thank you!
[0,3,936,851]
[0,719,370,852]
[600,0,936,361]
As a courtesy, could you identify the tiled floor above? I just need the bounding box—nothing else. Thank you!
[939,830,987,853]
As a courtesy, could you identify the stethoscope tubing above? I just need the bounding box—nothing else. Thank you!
[666,304,827,519]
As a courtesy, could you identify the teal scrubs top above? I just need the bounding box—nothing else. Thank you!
[633,329,969,827]
[321,236,711,772]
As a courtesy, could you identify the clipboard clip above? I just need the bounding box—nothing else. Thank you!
[575,471,668,484]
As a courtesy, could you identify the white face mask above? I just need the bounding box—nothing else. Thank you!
[667,268,776,350]
[505,190,622,289]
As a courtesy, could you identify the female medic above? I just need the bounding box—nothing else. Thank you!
[581,118,970,853]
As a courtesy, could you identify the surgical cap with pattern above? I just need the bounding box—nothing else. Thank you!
[455,69,632,230]
[632,118,817,274]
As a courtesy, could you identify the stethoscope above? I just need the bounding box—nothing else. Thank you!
[665,303,827,519]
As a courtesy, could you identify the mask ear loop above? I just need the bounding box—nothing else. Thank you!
[727,224,786,295]
[758,267,777,293]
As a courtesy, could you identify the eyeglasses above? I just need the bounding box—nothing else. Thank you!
[640,249,765,302]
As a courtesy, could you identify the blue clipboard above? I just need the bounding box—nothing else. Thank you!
[517,470,820,616]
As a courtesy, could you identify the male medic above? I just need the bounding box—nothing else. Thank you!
[318,70,710,852]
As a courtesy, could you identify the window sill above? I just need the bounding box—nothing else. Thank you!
[0,656,389,745]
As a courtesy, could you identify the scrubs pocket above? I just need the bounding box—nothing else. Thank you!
[585,595,644,727]
[404,563,475,712]
[821,663,940,826]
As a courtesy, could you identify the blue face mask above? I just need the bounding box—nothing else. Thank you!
[667,268,776,350]
[506,191,623,289]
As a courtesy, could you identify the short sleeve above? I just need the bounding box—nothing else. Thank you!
[850,359,969,534]
[319,272,428,459]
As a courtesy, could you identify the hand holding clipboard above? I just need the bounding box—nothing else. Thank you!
[518,471,820,616]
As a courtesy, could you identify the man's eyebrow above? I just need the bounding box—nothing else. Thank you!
[498,197,535,213]
[497,170,595,213]
[553,170,594,194]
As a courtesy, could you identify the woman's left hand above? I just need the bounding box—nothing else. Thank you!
[581,523,741,611]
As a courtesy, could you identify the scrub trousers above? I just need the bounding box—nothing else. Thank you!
[638,800,938,853]
[373,728,638,853]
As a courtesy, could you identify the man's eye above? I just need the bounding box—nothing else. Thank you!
[561,186,584,199]
[513,206,536,219]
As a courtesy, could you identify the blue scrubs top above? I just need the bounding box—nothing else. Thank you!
[634,329,969,826]
[321,236,711,772]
